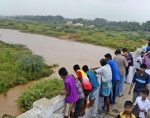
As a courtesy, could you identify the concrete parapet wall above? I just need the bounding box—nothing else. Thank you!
[17,95,65,118]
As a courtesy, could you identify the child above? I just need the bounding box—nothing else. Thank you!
[73,64,92,116]
[82,65,100,117]
[133,88,150,118]
[58,67,79,118]
[128,64,149,102]
[116,101,136,118]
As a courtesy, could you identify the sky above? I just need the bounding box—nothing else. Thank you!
[0,0,150,22]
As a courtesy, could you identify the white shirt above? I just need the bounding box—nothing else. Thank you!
[136,56,144,69]
[145,69,150,76]
[134,96,150,118]
[95,64,112,82]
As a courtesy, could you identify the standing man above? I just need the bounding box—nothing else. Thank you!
[82,65,99,117]
[113,49,128,97]
[104,53,120,104]
[92,59,112,112]
[122,48,134,83]
[73,64,92,116]
[143,51,150,76]
[58,67,79,118]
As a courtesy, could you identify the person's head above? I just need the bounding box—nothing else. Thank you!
[58,67,68,79]
[123,101,133,114]
[73,64,80,72]
[140,88,149,101]
[104,53,112,61]
[122,48,128,55]
[115,49,121,55]
[141,51,145,57]
[140,64,147,73]
[100,58,107,66]
[82,65,89,73]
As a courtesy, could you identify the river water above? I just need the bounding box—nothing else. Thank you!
[0,28,113,116]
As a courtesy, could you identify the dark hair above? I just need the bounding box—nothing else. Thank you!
[100,58,107,66]
[115,49,121,55]
[73,64,80,71]
[58,67,68,76]
[140,64,147,69]
[82,65,89,72]
[124,101,133,107]
[104,53,112,60]
[122,48,128,52]
[141,88,149,95]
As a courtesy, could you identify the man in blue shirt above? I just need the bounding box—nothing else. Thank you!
[146,39,150,52]
[82,65,99,117]
[104,53,120,104]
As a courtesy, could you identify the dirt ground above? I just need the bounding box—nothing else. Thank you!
[89,83,150,118]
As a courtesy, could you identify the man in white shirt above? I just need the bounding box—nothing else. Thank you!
[134,88,150,118]
[92,58,112,112]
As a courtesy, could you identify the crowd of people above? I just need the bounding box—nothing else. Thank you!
[58,40,150,118]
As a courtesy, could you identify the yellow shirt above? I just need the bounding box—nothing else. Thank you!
[119,112,136,118]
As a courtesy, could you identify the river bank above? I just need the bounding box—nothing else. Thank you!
[0,19,149,51]
[0,28,114,117]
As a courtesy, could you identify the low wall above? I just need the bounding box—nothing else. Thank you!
[17,95,65,118]
[17,95,91,118]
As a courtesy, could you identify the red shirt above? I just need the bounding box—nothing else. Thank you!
[76,70,92,91]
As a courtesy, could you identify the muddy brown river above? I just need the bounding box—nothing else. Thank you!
[0,28,113,116]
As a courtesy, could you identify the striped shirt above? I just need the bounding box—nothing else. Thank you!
[75,79,85,99]
[132,71,150,94]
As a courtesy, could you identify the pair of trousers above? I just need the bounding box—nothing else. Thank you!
[117,75,125,96]
[110,80,119,104]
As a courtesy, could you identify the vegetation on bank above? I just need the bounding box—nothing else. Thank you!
[0,41,52,94]
[17,78,63,110]
[0,16,150,51]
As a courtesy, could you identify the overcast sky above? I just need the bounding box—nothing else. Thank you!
[0,0,150,22]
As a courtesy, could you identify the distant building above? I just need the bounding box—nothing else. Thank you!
[66,21,73,25]
[88,25,95,28]
[74,23,84,27]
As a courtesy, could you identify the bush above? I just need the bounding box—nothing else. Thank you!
[0,41,52,93]
[16,55,44,74]
[17,78,63,110]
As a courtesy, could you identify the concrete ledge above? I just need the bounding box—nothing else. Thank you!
[33,98,50,110]
[17,95,65,118]
[17,108,41,118]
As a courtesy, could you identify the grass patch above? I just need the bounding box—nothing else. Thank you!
[17,78,63,110]
[0,41,52,94]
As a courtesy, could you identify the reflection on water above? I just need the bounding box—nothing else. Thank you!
[0,28,113,116]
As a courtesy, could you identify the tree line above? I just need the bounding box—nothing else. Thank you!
[1,15,150,32]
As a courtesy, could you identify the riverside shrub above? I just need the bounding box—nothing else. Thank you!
[17,78,63,110]
[0,41,52,93]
